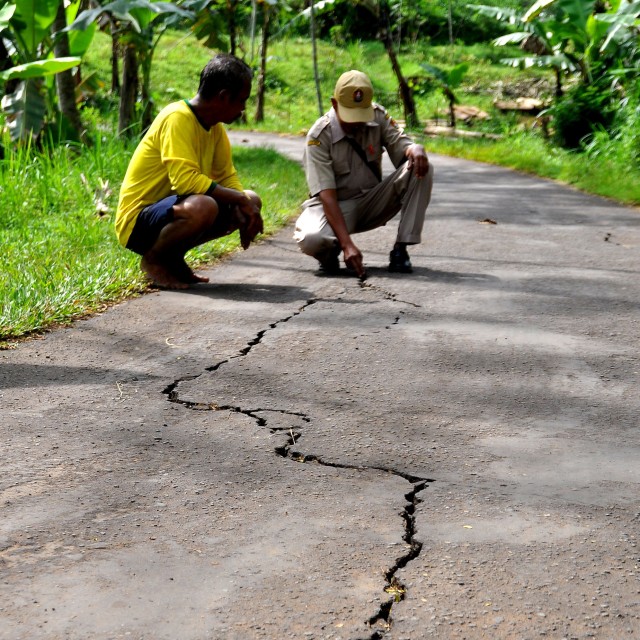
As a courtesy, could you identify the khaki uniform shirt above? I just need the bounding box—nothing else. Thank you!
[304,104,413,201]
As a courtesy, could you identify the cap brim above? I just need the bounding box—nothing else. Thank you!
[337,104,375,124]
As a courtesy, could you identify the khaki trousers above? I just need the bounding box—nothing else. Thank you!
[294,162,434,260]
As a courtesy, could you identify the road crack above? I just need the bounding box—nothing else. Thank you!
[162,295,432,638]
[162,300,316,397]
[359,280,422,309]
[275,425,432,639]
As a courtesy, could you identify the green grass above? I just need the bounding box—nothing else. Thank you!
[83,32,553,134]
[0,137,306,343]
[421,133,640,204]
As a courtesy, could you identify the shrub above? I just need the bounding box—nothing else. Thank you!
[584,81,640,167]
[547,82,617,150]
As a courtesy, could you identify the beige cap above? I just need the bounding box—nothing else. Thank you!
[333,70,374,123]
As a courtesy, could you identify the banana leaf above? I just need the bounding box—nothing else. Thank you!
[0,79,47,141]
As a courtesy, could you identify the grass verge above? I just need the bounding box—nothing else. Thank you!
[421,134,640,206]
[0,142,306,345]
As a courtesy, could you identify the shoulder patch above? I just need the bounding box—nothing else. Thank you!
[373,103,396,126]
[308,114,331,139]
[307,139,321,146]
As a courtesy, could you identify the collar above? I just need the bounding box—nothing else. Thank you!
[329,106,378,143]
[184,99,211,131]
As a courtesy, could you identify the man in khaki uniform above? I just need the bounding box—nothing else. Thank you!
[294,70,434,278]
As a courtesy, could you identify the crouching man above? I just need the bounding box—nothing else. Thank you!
[294,70,433,278]
[115,53,263,289]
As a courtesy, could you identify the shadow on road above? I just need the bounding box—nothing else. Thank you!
[178,282,312,303]
[367,265,500,284]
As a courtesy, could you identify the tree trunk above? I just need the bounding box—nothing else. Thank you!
[254,7,270,123]
[310,0,323,116]
[111,28,120,94]
[385,41,418,128]
[227,0,237,56]
[53,3,84,139]
[118,45,138,136]
[140,49,154,132]
[250,0,257,63]
[554,68,563,98]
[380,2,418,128]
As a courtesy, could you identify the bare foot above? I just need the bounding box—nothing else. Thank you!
[189,272,210,283]
[141,256,189,290]
[172,258,210,284]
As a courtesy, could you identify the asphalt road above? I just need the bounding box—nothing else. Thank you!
[1,131,639,640]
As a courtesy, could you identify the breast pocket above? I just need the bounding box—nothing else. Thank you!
[332,159,351,176]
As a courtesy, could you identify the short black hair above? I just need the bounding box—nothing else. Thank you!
[198,53,253,101]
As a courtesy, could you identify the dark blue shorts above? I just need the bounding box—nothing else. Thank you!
[126,195,234,256]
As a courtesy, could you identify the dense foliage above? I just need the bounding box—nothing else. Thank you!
[286,0,528,44]
[0,0,638,161]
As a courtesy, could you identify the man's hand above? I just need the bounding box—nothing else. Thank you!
[405,144,429,178]
[318,188,366,278]
[342,240,366,278]
[236,195,263,250]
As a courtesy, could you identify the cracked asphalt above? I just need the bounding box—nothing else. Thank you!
[1,131,640,640]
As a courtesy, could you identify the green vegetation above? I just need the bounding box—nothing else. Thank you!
[1,0,639,343]
[0,140,306,342]
[136,31,640,206]
[132,33,552,134]
[426,133,640,204]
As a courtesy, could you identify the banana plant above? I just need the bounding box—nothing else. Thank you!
[52,1,99,140]
[420,61,469,128]
[595,0,640,61]
[179,0,248,55]
[471,0,640,96]
[0,0,82,142]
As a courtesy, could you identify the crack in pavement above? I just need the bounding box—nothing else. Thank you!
[275,426,432,639]
[359,280,422,309]
[162,296,433,638]
[162,300,317,398]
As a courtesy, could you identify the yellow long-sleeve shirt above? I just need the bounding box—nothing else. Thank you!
[115,100,243,247]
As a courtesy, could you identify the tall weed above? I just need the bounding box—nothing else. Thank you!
[583,82,640,169]
[0,133,142,338]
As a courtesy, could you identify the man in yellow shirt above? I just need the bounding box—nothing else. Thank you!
[116,53,263,289]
